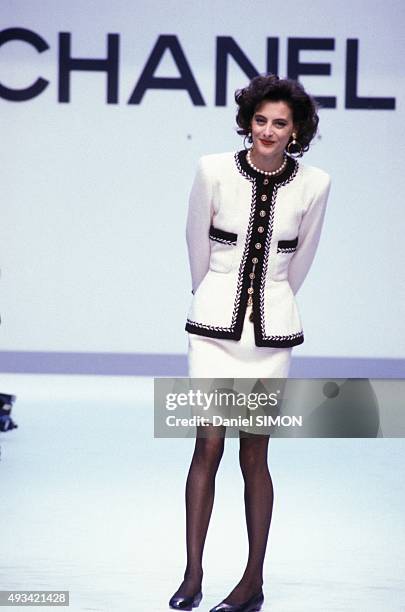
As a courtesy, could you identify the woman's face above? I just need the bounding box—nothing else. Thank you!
[250,99,295,160]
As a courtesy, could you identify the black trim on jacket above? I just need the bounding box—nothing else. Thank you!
[277,237,298,252]
[209,225,238,245]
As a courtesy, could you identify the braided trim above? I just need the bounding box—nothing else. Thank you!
[210,236,236,245]
[277,246,297,253]
[230,152,259,330]
[186,318,235,332]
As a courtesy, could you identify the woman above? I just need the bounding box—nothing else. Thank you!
[169,74,331,612]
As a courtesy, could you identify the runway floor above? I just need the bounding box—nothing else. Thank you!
[0,374,404,611]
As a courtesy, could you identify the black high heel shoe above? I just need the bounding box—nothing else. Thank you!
[209,589,264,612]
[169,590,203,610]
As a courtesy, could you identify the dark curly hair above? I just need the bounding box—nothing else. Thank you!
[235,74,319,155]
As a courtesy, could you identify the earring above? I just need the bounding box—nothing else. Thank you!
[287,132,303,158]
[243,132,253,150]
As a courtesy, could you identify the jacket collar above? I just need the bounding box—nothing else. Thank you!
[235,149,298,184]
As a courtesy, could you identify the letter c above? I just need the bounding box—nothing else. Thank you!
[0,27,49,101]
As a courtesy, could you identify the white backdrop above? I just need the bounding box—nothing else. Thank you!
[1,0,404,359]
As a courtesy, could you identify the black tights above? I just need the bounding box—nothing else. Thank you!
[174,424,273,605]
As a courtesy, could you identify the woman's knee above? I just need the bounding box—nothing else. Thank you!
[194,429,225,469]
[239,436,269,476]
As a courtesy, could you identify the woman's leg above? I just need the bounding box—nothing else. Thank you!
[172,423,226,598]
[221,432,272,604]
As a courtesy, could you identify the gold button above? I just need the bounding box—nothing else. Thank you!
[252,257,258,264]
[247,287,254,295]
[261,194,267,202]
[249,272,255,279]
[263,178,269,185]
[259,210,266,217]
[255,242,262,249]
[258,226,264,233]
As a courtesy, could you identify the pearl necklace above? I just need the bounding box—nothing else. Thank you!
[246,149,288,176]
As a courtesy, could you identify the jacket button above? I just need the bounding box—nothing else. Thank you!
[258,226,264,233]
[249,272,255,279]
[263,178,269,185]
[252,257,258,264]
[255,243,262,249]
[261,194,268,202]
[259,210,266,217]
[247,288,254,295]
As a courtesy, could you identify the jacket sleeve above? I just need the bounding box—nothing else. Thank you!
[287,173,331,295]
[186,157,214,294]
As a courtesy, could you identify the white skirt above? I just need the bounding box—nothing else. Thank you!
[188,307,292,378]
[187,309,292,435]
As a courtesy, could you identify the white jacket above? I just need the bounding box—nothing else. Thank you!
[185,149,331,347]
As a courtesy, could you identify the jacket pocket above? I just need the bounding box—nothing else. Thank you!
[209,224,238,273]
[277,236,298,253]
[209,225,237,245]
